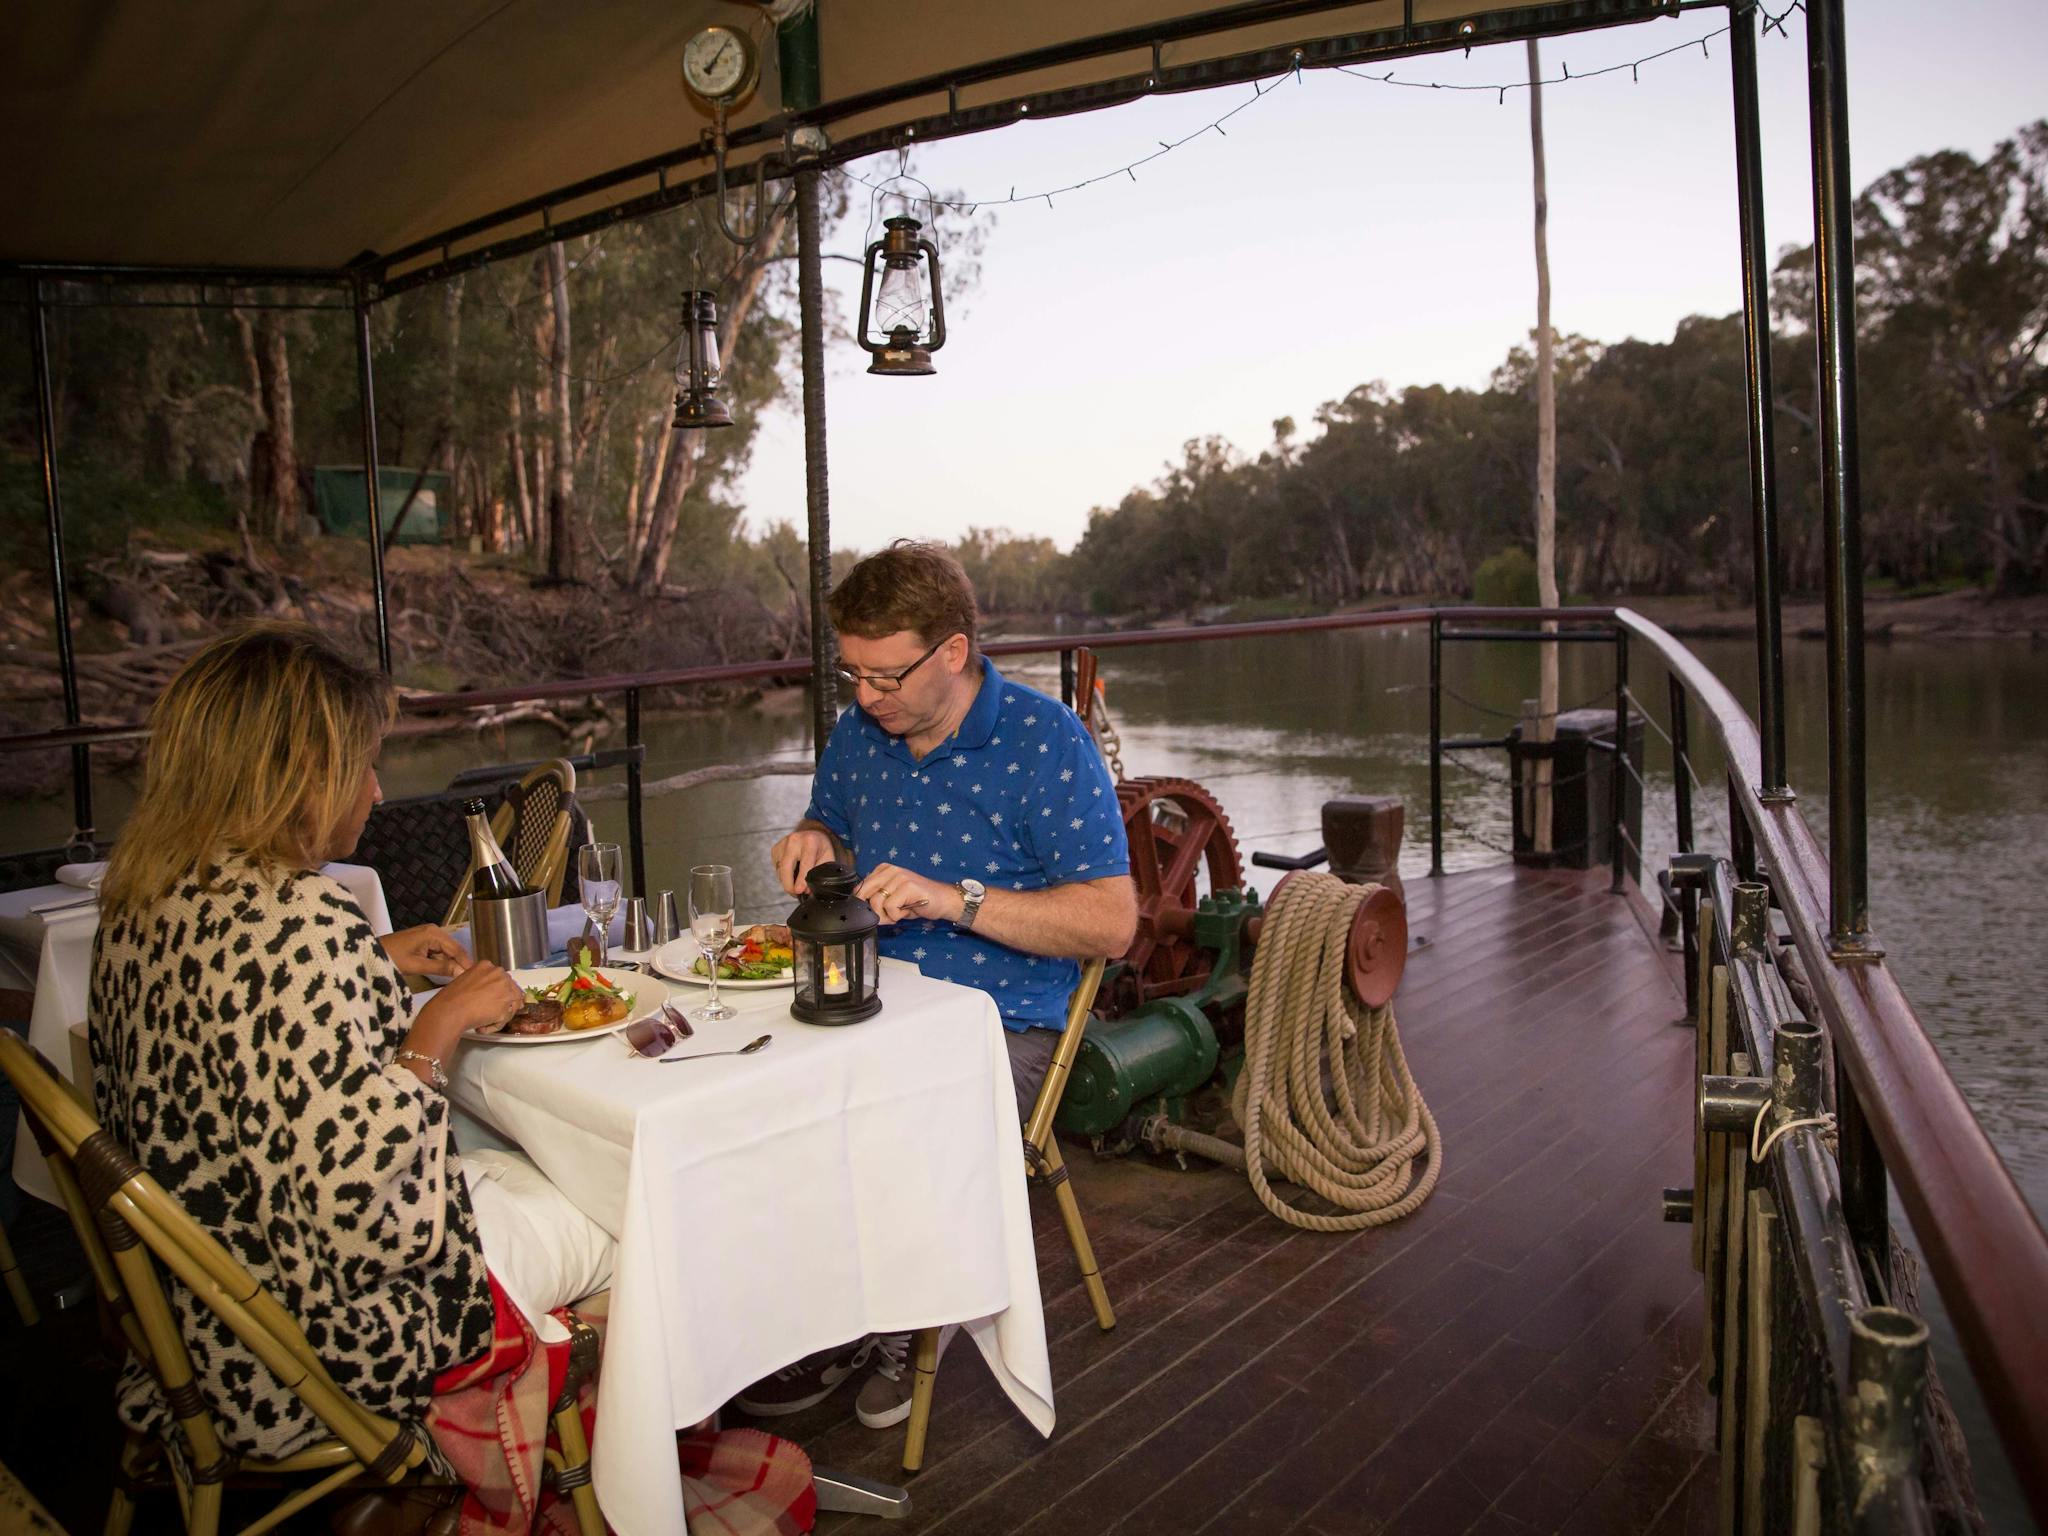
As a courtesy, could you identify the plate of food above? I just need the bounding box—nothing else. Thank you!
[653,924,796,988]
[467,956,663,1044]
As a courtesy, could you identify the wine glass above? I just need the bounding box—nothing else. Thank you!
[577,843,623,965]
[689,864,737,1023]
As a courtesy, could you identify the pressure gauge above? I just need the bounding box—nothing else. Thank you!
[682,24,760,109]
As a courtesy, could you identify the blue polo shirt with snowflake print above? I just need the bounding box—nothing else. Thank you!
[802,658,1129,1031]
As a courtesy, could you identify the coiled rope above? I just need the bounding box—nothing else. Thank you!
[1232,872,1443,1231]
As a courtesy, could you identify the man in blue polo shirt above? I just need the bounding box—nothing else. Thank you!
[771,540,1136,1110]
[740,541,1136,1430]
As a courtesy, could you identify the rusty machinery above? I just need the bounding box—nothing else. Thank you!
[1055,712,1408,1147]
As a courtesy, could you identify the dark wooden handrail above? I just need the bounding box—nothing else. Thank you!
[1613,607,2048,1517]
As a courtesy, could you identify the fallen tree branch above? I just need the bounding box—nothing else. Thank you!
[579,757,814,803]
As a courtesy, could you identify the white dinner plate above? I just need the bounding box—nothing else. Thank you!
[463,965,666,1045]
[652,938,796,989]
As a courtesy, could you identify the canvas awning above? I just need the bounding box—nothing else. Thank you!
[0,0,1674,286]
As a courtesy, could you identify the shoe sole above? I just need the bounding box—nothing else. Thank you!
[857,1396,914,1430]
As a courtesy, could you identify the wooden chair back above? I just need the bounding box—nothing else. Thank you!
[441,758,577,927]
[0,1034,430,1517]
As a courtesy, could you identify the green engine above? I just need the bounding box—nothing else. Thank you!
[1055,887,1261,1140]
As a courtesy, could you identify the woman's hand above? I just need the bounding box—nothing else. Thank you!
[379,924,472,977]
[410,961,524,1062]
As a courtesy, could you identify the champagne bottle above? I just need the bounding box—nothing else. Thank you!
[461,799,525,909]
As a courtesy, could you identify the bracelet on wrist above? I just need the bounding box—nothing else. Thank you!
[395,1048,448,1093]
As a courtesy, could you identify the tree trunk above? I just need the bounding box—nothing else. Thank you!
[507,387,534,551]
[242,311,303,545]
[1528,39,1561,855]
[545,243,576,582]
[440,276,464,540]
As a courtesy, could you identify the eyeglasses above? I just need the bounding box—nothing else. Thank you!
[834,635,953,694]
[624,1004,694,1059]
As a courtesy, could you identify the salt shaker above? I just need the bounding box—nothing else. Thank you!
[654,890,682,945]
[622,896,652,952]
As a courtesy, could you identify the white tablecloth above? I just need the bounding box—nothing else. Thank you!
[446,957,1055,1536]
[7,862,393,1205]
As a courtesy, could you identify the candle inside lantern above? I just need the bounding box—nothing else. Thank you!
[824,955,848,995]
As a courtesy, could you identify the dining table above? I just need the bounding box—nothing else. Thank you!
[442,948,1056,1536]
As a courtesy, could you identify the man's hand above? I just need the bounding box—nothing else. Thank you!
[855,864,964,926]
[379,924,472,977]
[771,826,843,896]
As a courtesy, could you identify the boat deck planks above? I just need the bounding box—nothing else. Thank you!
[782,864,1714,1536]
[0,863,1714,1533]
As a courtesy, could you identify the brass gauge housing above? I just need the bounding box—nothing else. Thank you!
[682,23,760,111]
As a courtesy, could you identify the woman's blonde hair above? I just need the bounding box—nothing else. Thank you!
[101,622,396,915]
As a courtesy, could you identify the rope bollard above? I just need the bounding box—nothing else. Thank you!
[1229,872,1443,1232]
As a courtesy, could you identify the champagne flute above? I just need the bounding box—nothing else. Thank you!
[578,843,623,966]
[689,864,737,1023]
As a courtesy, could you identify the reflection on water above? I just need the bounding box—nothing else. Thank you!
[8,623,2045,1526]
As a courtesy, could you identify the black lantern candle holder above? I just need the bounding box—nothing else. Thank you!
[672,289,734,429]
[788,862,882,1024]
[857,215,946,377]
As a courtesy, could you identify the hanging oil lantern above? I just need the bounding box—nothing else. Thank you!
[857,215,946,376]
[787,862,883,1024]
[671,289,733,429]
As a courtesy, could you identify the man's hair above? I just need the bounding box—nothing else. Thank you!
[827,539,979,653]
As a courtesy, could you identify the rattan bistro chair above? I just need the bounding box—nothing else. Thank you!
[900,958,1117,1473]
[440,758,578,928]
[0,1033,603,1536]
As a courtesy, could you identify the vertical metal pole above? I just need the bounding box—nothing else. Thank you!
[29,278,94,844]
[1730,777,1758,882]
[1805,0,1871,951]
[1428,612,1443,877]
[1670,672,1698,1014]
[624,686,647,901]
[352,281,393,674]
[1060,648,1076,709]
[795,167,836,762]
[1731,3,1790,801]
[1837,1065,1890,1275]
[1610,630,1628,893]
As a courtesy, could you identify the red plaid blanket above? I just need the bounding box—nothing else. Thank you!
[428,1275,816,1536]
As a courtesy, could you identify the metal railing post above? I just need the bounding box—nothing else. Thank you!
[1610,628,1628,893]
[29,277,94,845]
[1805,0,1873,954]
[795,164,837,763]
[352,278,393,674]
[1669,672,1698,1012]
[1837,1066,1890,1278]
[1731,2,1791,802]
[1060,647,1076,709]
[1428,611,1443,877]
[625,686,647,900]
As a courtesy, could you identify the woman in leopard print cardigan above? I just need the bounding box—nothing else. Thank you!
[88,623,527,1459]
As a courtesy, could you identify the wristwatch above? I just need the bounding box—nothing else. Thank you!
[955,878,987,930]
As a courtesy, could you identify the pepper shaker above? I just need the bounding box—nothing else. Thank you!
[623,896,652,952]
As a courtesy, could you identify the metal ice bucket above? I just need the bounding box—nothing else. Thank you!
[470,888,549,970]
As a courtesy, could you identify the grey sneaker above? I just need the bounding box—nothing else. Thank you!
[734,1337,872,1417]
[855,1324,959,1429]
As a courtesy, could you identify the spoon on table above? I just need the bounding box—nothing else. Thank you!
[662,1033,772,1064]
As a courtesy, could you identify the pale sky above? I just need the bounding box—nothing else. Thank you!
[734,1,2047,555]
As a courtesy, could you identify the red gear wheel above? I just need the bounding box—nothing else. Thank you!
[1107,776,1245,1015]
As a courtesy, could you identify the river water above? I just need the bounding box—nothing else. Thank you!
[9,623,2045,1522]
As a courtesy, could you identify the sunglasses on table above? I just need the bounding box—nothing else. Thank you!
[623,1004,693,1058]
[833,634,957,694]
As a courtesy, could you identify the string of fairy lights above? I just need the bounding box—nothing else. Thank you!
[500,1,1811,399]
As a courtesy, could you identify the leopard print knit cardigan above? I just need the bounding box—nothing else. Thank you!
[88,855,495,1458]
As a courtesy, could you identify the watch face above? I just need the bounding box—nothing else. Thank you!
[682,24,757,104]
[960,879,986,898]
